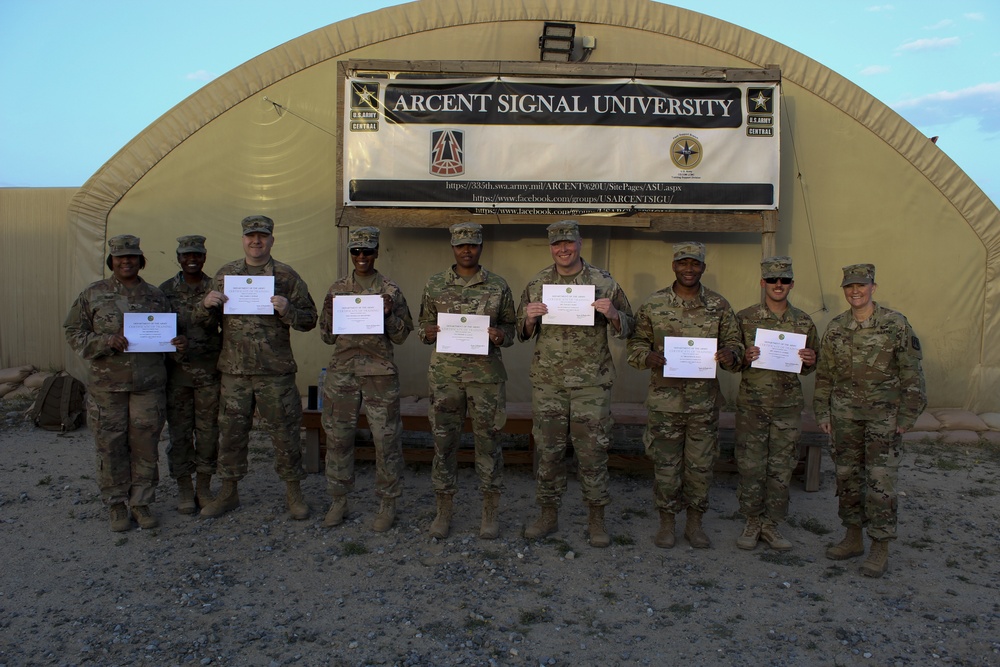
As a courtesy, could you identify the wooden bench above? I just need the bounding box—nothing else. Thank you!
[302,400,825,491]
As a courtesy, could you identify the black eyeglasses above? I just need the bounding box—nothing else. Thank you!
[350,248,375,256]
[764,277,793,285]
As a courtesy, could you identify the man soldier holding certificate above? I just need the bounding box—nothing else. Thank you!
[732,256,818,551]
[418,222,516,540]
[517,220,633,548]
[196,215,318,520]
[626,241,742,549]
[319,226,413,532]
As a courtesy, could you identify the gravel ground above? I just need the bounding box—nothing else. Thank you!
[1,401,998,667]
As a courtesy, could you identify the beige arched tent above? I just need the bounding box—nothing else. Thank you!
[65,0,1000,411]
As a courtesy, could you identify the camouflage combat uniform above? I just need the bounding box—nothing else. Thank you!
[626,284,743,514]
[734,301,818,522]
[517,260,634,508]
[813,303,926,540]
[195,257,317,482]
[418,265,516,494]
[159,270,221,480]
[64,275,170,507]
[320,270,412,498]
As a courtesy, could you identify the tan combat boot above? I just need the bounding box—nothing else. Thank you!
[588,505,610,548]
[372,497,396,532]
[131,505,160,529]
[684,509,712,549]
[195,473,213,508]
[825,525,865,560]
[285,480,310,520]
[654,511,675,548]
[736,515,762,550]
[860,538,890,578]
[176,475,196,515]
[323,495,349,527]
[429,492,454,539]
[524,506,558,539]
[200,480,239,518]
[109,503,131,532]
[760,520,793,551]
[480,491,501,540]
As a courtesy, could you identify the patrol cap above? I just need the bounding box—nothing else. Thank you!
[547,220,581,244]
[348,226,380,249]
[241,215,274,236]
[108,234,143,256]
[673,241,705,263]
[450,222,483,246]
[761,256,793,279]
[841,263,876,287]
[176,235,207,254]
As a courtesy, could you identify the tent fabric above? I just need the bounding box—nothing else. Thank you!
[64,0,1000,411]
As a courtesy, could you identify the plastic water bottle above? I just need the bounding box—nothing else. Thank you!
[317,368,327,410]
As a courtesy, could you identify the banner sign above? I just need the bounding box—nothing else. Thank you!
[343,77,779,213]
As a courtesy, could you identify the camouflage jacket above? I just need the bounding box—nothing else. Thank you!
[64,275,170,392]
[159,271,222,388]
[194,257,317,375]
[319,270,413,376]
[418,266,516,384]
[734,301,819,409]
[813,303,926,430]
[626,283,743,413]
[517,259,634,388]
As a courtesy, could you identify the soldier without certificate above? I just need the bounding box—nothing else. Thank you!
[319,226,413,532]
[733,256,818,551]
[517,220,634,548]
[418,222,516,540]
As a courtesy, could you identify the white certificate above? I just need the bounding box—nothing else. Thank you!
[541,284,595,326]
[223,275,275,315]
[123,313,176,353]
[332,294,384,334]
[662,336,717,379]
[752,328,807,373]
[436,313,490,355]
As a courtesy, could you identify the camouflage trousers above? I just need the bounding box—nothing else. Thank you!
[217,373,305,482]
[87,387,166,507]
[830,413,901,540]
[735,405,801,523]
[644,408,719,514]
[532,383,612,508]
[429,380,506,495]
[321,372,403,498]
[165,381,219,478]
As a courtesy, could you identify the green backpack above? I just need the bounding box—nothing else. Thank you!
[30,372,87,432]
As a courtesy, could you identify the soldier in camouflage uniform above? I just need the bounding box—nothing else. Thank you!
[814,263,926,578]
[418,222,516,540]
[733,257,818,551]
[159,235,222,515]
[319,226,413,532]
[196,215,318,520]
[517,220,634,548]
[65,235,187,532]
[626,242,742,549]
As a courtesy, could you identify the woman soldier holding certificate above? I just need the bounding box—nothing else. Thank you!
[65,235,186,532]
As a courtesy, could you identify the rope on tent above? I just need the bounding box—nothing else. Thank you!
[262,97,337,138]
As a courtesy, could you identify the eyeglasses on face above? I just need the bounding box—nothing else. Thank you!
[764,277,792,285]
[350,248,375,256]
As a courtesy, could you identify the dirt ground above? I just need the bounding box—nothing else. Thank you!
[1,398,998,667]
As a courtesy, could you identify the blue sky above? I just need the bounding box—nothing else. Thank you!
[1,1,997,206]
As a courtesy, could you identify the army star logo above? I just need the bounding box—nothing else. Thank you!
[751,90,770,110]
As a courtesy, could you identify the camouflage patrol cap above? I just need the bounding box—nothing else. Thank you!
[348,226,380,249]
[673,241,705,263]
[761,256,793,279]
[108,234,143,256]
[841,263,876,287]
[176,235,207,254]
[450,222,483,246]
[547,220,581,244]
[241,215,274,236]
